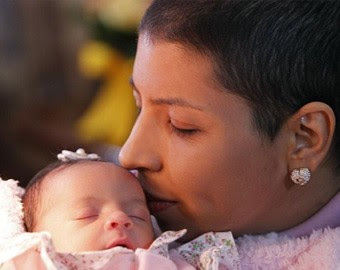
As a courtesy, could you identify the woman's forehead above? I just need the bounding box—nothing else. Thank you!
[135,36,216,82]
[132,37,228,108]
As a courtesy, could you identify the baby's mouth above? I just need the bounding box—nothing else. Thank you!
[106,238,134,250]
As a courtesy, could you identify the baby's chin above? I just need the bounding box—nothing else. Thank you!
[53,245,103,253]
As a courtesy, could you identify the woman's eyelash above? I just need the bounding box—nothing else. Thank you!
[169,122,199,137]
[135,106,198,137]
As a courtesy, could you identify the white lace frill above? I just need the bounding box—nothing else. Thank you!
[0,177,25,240]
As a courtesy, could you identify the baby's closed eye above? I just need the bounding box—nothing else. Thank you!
[129,215,146,222]
[128,208,150,223]
[73,208,99,221]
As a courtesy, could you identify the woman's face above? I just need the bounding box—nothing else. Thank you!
[119,34,290,240]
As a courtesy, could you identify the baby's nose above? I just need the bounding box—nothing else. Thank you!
[104,212,133,231]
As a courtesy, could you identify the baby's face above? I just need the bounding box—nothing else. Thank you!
[35,161,154,252]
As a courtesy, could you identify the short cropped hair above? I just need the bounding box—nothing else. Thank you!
[140,0,340,169]
[23,160,92,231]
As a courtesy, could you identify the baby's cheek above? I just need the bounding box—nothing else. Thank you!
[140,225,155,248]
[54,236,89,252]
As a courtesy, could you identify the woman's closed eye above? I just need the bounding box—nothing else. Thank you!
[169,119,199,137]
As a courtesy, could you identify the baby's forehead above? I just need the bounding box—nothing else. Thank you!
[45,161,137,183]
[72,195,148,209]
[41,162,145,205]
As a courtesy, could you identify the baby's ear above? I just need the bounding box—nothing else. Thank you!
[286,102,335,172]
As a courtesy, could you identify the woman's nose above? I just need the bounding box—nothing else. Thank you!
[119,114,162,171]
[104,212,133,231]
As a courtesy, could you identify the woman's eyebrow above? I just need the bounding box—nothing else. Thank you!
[151,97,203,111]
[129,77,203,111]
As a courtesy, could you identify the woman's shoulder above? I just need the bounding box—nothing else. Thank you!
[236,226,340,269]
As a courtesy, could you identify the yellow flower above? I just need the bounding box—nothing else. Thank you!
[97,0,151,31]
[76,59,137,146]
[78,41,124,79]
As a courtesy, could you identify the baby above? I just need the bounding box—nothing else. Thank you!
[3,149,237,269]
[22,149,155,253]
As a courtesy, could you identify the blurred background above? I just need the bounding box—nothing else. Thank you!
[0,0,151,187]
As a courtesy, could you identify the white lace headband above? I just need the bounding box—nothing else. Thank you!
[57,148,100,162]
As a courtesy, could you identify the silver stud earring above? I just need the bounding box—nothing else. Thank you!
[290,168,311,185]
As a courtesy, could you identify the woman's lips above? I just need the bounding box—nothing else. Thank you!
[145,192,176,214]
[148,201,176,214]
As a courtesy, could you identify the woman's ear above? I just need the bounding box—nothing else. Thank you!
[286,102,335,172]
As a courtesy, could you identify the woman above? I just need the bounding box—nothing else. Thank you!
[119,0,340,268]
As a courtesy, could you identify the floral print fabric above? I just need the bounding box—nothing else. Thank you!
[0,230,240,270]
[174,231,240,270]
